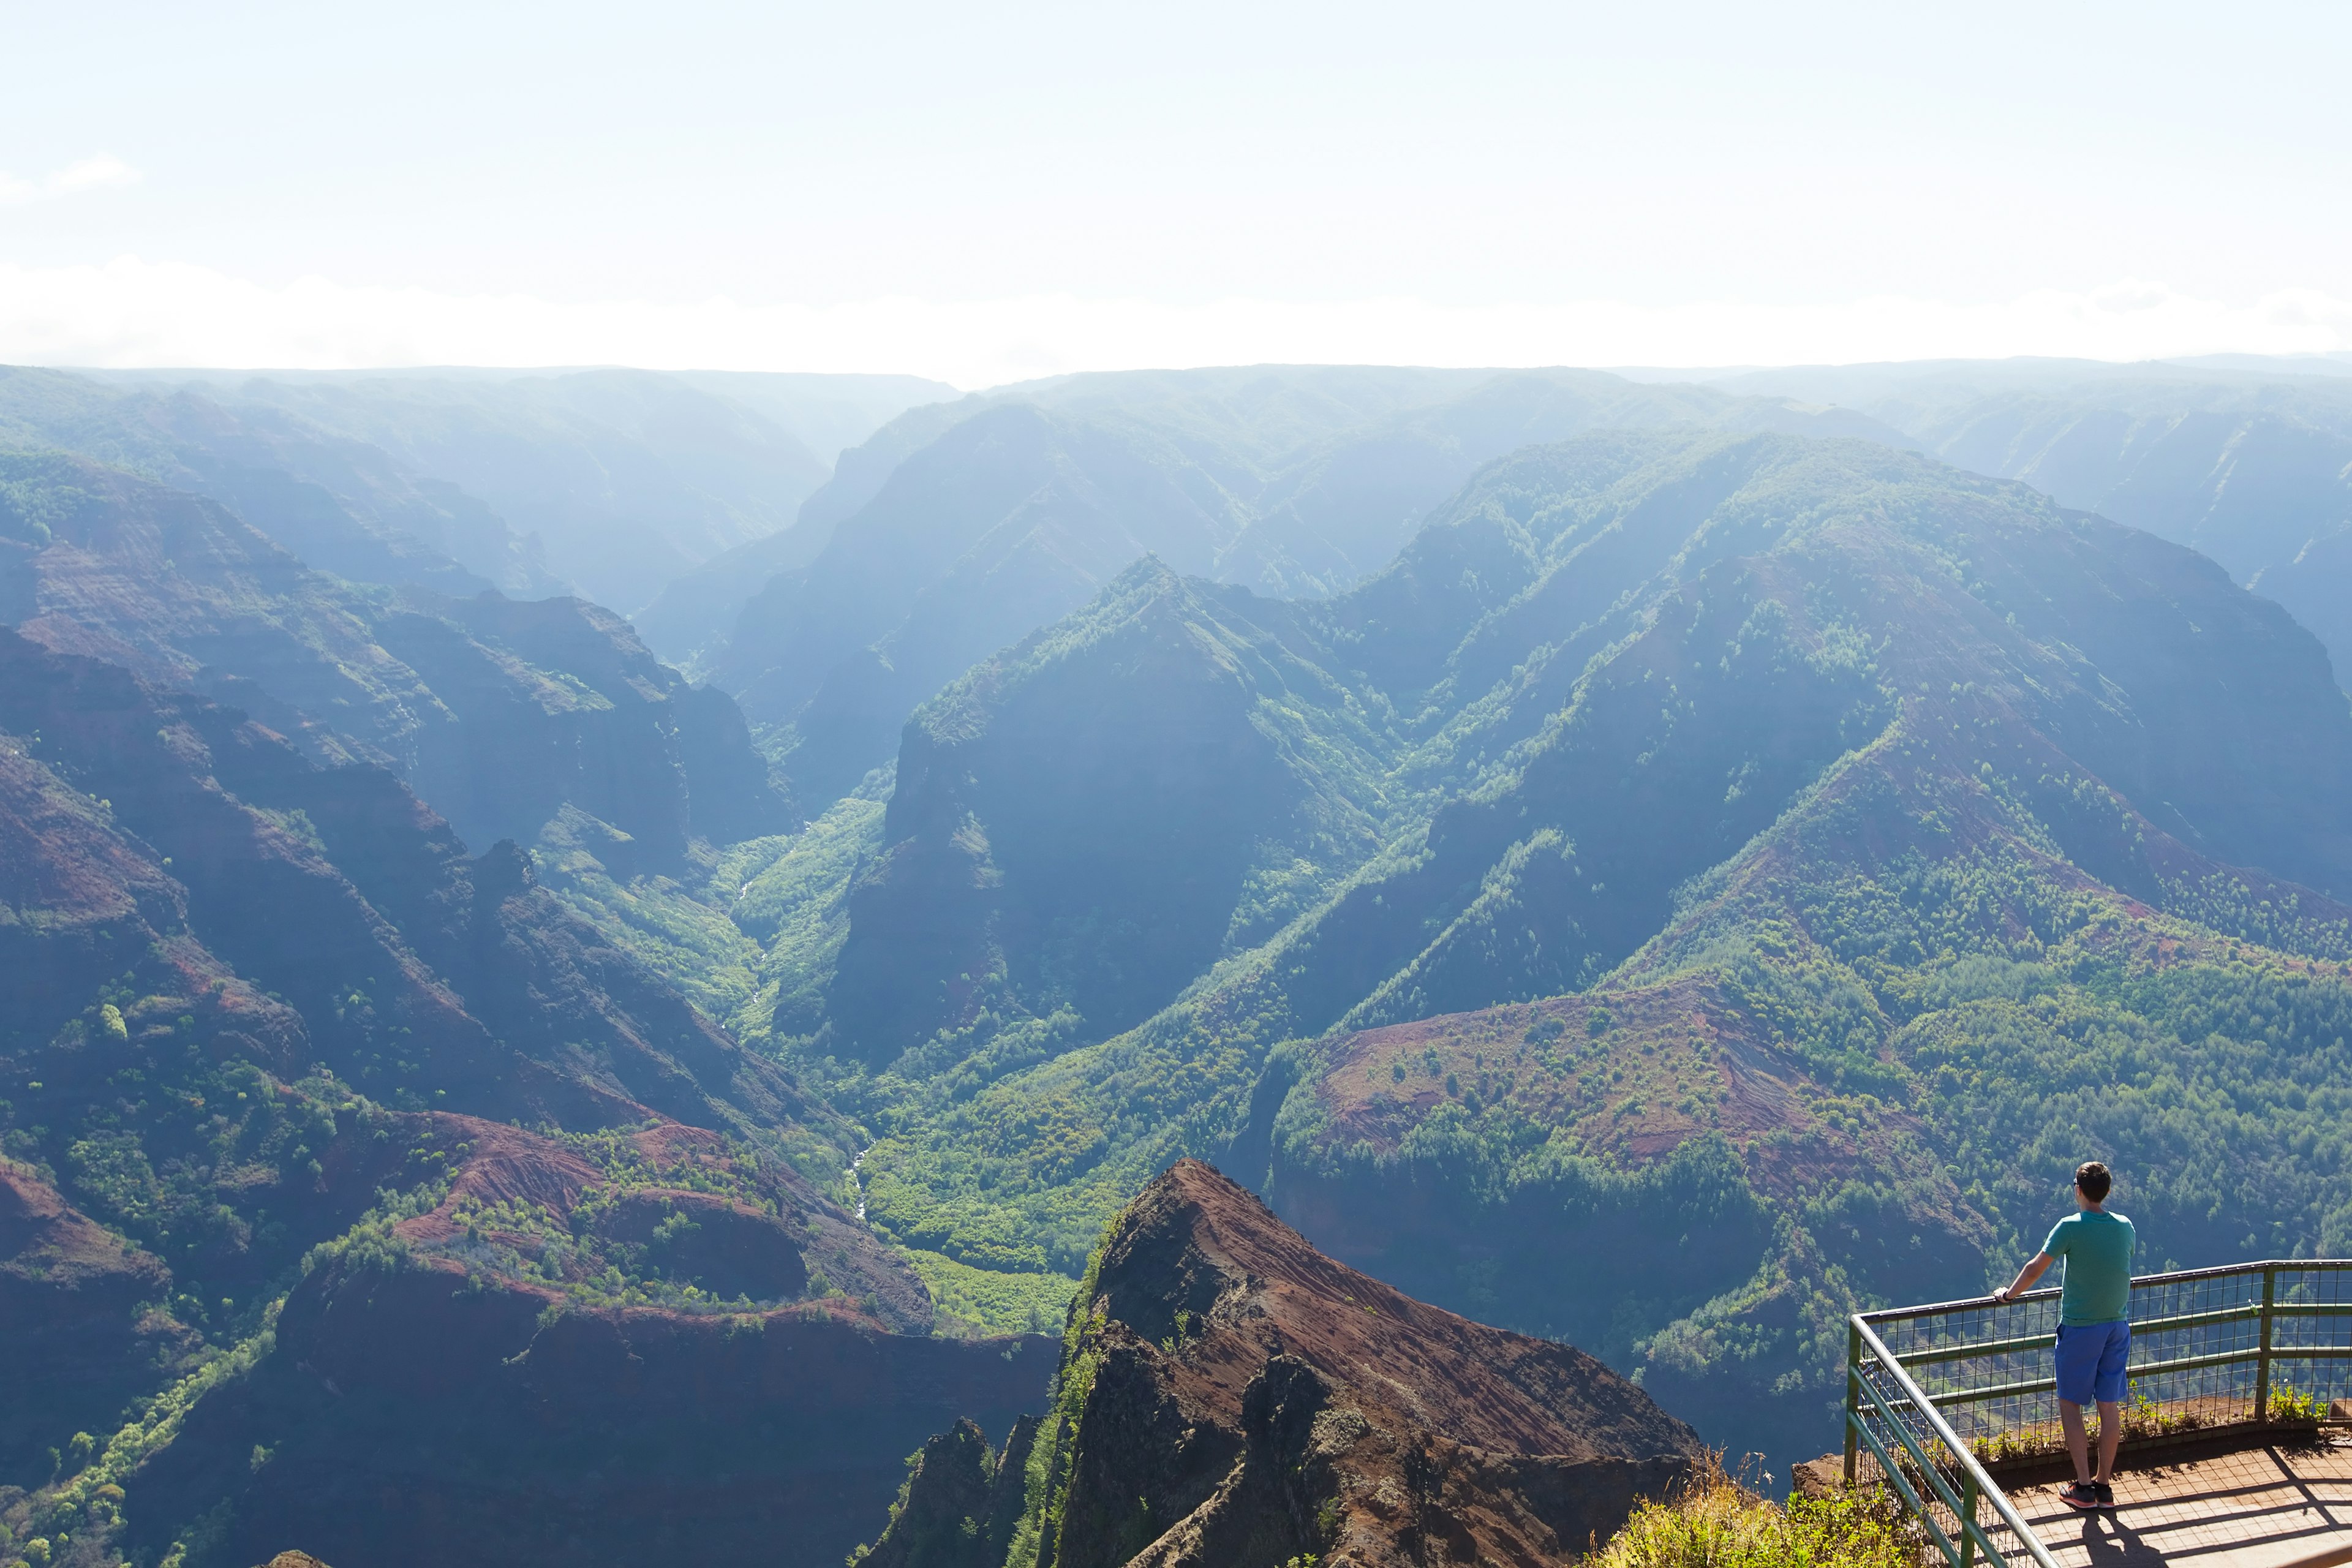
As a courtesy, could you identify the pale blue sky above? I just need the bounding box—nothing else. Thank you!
[4,1,2348,380]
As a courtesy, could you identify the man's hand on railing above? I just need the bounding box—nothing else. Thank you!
[1994,1253,2055,1305]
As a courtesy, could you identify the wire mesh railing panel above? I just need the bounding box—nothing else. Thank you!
[2113,1268,2264,1441]
[1874,1291,2068,1460]
[2269,1264,2352,1415]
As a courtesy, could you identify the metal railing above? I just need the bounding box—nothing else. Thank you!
[1841,1259,2352,1568]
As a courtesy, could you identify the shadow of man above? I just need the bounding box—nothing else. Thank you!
[2069,1502,2160,1568]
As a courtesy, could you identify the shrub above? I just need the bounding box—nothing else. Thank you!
[1588,1454,1920,1568]
[2268,1384,2325,1424]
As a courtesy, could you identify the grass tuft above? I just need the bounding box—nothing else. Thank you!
[1588,1453,1922,1568]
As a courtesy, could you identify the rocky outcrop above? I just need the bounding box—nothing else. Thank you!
[851,1416,1039,1568]
[386,1114,933,1330]
[867,1159,1704,1568]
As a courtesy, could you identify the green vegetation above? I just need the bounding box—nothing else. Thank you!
[1893,959,2352,1265]
[29,1314,279,1544]
[532,807,768,1020]
[1589,1458,1920,1568]
[404,1125,854,1314]
[903,1250,1078,1337]
[1815,362,2352,686]
[536,796,895,1061]
[2,972,452,1344]
[1,1166,466,1564]
[2267,1384,2330,1424]
[999,1223,1117,1568]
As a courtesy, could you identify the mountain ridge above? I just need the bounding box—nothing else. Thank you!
[861,1159,1703,1568]
[1,447,792,861]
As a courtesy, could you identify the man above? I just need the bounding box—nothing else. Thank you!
[1992,1160,2136,1511]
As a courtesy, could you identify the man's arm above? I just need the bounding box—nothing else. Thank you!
[1994,1253,2054,1303]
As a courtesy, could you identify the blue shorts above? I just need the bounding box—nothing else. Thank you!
[2054,1319,2132,1406]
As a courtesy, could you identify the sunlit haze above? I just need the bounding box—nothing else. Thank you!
[6,0,2351,382]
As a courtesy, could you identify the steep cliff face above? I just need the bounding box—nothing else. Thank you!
[382,586,792,858]
[217,367,836,614]
[865,1160,1703,1568]
[833,428,2352,1078]
[718,404,1257,805]
[851,1417,1040,1568]
[0,361,921,612]
[826,563,1390,1063]
[709,373,1912,807]
[1836,372,2352,684]
[134,1274,1051,1568]
[119,1119,1052,1568]
[0,1162,193,1480]
[0,363,541,597]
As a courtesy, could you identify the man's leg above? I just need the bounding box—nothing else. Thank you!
[2095,1401,2122,1483]
[2060,1400,2092,1484]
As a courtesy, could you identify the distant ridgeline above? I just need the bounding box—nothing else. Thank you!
[1708,359,2352,684]
[6,360,2352,1566]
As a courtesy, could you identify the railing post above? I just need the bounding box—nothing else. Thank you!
[1845,1320,1862,1483]
[2253,1264,2277,1425]
[1959,1471,1980,1568]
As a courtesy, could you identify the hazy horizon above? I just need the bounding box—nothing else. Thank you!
[32,349,2352,401]
[7,2,2351,382]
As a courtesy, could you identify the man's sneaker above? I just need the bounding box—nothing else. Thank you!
[2060,1482,2102,1510]
[2094,1482,2117,1509]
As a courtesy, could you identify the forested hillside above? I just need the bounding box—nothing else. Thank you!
[701,430,2352,1468]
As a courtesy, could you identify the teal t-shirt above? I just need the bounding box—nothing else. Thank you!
[2044,1210,2136,1325]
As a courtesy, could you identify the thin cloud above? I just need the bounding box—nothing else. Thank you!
[2,257,2350,386]
[48,154,140,192]
[0,153,140,206]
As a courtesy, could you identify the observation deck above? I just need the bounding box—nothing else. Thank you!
[1841,1260,2352,1568]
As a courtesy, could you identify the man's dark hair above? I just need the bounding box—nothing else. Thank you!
[2075,1161,2113,1203]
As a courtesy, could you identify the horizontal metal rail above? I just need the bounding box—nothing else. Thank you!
[1929,1344,2352,1408]
[1861,1258,2352,1327]
[1896,1298,2350,1370]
